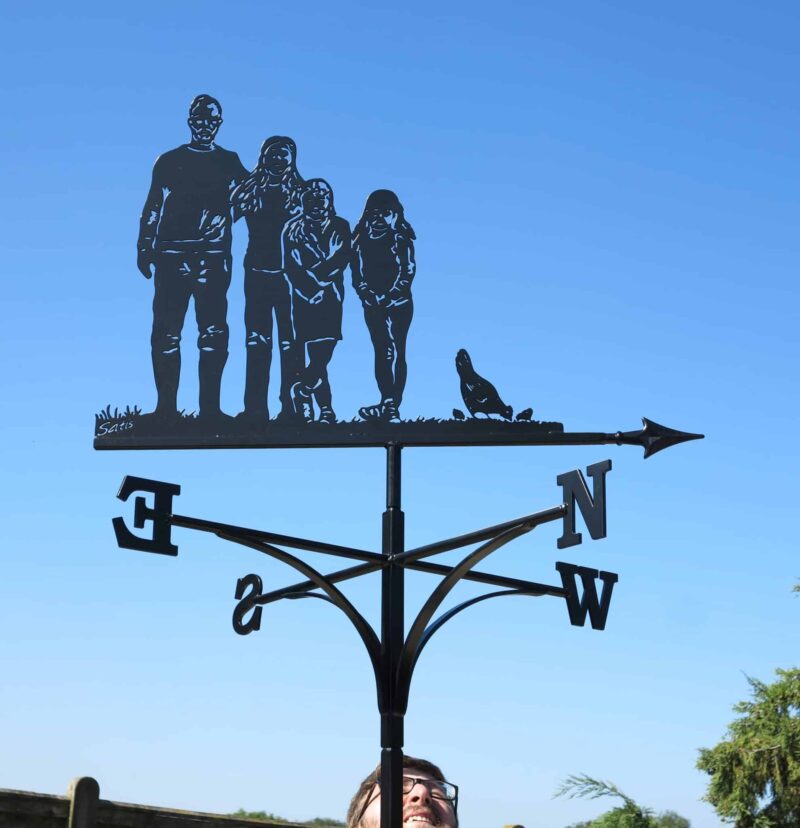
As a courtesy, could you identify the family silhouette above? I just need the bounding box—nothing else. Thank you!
[137,95,415,426]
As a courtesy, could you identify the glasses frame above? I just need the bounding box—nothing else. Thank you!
[402,775,458,808]
[356,775,459,825]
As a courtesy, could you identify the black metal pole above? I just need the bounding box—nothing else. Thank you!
[381,443,404,828]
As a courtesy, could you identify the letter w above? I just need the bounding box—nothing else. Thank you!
[555,562,618,631]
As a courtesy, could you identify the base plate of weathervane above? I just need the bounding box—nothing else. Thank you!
[94,413,565,450]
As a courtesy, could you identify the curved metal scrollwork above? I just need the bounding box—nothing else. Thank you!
[396,524,537,710]
[216,530,382,698]
[405,587,548,687]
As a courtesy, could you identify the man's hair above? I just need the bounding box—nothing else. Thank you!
[346,755,453,828]
[189,94,222,117]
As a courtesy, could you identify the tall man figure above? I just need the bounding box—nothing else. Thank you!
[137,94,248,422]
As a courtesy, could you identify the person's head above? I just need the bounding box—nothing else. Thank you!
[258,136,297,180]
[187,94,222,148]
[346,756,458,828]
[354,190,415,242]
[302,178,335,223]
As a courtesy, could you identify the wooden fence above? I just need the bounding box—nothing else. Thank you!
[0,777,305,828]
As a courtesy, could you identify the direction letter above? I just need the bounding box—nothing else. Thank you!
[233,574,263,635]
[112,476,181,555]
[556,459,611,549]
[555,561,618,630]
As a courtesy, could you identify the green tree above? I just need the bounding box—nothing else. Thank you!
[696,667,800,827]
[558,775,689,828]
[230,810,289,823]
[557,774,653,828]
[654,813,690,828]
[229,810,344,826]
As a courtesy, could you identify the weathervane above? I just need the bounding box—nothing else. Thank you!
[97,94,703,828]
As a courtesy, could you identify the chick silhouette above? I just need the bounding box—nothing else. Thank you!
[455,349,513,420]
[452,408,466,421]
[515,408,533,422]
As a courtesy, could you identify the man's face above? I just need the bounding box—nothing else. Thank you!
[359,770,457,828]
[188,103,222,146]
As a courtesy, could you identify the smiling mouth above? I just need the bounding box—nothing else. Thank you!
[404,815,440,826]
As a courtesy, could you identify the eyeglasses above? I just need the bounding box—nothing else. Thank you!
[359,775,459,823]
[400,776,458,805]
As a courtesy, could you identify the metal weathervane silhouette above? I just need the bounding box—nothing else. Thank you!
[98,94,703,828]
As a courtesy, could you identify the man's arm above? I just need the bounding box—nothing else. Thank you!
[136,158,166,279]
[229,155,254,222]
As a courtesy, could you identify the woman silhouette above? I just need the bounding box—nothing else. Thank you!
[283,179,351,424]
[232,136,304,422]
[351,189,416,423]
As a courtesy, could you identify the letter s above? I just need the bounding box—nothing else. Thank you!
[233,574,263,635]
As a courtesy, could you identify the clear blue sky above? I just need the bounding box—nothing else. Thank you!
[2,2,798,827]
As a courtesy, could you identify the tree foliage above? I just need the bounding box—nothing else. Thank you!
[229,810,344,826]
[230,810,290,823]
[230,811,289,823]
[566,817,688,828]
[654,813,690,828]
[557,775,689,828]
[696,667,800,827]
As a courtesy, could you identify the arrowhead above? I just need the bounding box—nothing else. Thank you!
[637,417,704,458]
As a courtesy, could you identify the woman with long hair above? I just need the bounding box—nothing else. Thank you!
[232,136,305,423]
[351,189,416,423]
[283,179,351,424]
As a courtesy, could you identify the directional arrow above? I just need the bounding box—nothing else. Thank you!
[97,415,703,454]
[521,417,704,457]
[620,417,705,459]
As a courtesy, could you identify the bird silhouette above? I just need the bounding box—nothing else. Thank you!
[452,408,466,420]
[455,349,513,420]
[515,408,533,422]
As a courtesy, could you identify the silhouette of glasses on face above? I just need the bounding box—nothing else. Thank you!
[189,117,222,128]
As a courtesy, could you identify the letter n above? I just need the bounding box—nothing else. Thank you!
[556,459,611,549]
[555,561,618,631]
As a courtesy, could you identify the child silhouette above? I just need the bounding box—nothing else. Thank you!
[352,190,416,423]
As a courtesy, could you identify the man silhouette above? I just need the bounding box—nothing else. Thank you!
[137,94,247,422]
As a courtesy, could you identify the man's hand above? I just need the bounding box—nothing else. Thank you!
[137,250,155,279]
[309,289,325,305]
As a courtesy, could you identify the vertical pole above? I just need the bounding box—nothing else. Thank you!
[380,443,404,828]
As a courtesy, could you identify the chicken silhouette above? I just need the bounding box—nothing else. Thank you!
[455,349,513,420]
